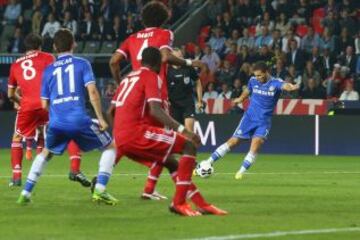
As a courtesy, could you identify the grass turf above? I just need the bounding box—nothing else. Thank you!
[0,149,359,240]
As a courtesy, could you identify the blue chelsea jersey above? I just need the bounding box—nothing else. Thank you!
[41,54,95,130]
[245,76,284,122]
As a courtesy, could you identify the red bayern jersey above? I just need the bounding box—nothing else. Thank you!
[116,27,173,100]
[113,67,163,144]
[8,51,54,111]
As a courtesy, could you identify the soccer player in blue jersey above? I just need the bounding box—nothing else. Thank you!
[17,29,118,205]
[198,61,300,179]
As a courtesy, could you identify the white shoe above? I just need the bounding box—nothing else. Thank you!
[141,191,167,200]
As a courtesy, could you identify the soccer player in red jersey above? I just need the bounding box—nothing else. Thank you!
[112,47,226,216]
[108,1,206,200]
[7,33,90,187]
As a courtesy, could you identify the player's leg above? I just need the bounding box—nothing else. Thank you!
[142,161,167,200]
[235,137,264,180]
[9,133,23,187]
[17,148,54,204]
[76,120,117,205]
[67,140,91,187]
[25,137,34,161]
[36,126,45,154]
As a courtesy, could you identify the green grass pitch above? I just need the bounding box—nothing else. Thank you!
[0,149,359,240]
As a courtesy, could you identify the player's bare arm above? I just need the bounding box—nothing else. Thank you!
[106,104,115,127]
[41,99,49,110]
[233,88,250,105]
[149,101,201,147]
[160,48,206,70]
[7,88,21,104]
[87,83,108,131]
[282,83,300,92]
[109,52,124,84]
[196,79,204,110]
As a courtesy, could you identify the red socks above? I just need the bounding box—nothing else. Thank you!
[67,141,81,173]
[144,162,164,194]
[11,140,23,181]
[173,155,196,205]
[171,170,209,208]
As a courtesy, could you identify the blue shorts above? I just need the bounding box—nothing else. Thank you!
[232,115,271,140]
[46,119,112,155]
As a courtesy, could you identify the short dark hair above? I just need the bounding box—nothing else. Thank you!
[53,28,74,53]
[253,61,269,72]
[141,47,161,68]
[141,1,169,28]
[24,33,43,51]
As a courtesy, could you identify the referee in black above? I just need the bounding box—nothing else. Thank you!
[167,48,204,131]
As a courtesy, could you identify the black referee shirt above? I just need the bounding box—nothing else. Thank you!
[167,65,199,106]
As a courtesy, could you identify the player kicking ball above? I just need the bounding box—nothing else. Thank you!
[17,29,117,205]
[109,47,226,216]
[196,61,299,179]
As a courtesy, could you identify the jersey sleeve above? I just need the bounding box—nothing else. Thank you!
[247,78,254,95]
[8,64,17,88]
[116,37,129,59]
[144,72,162,103]
[82,60,96,87]
[158,30,174,50]
[274,78,285,91]
[41,68,50,100]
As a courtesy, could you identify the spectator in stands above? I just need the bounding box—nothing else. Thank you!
[193,45,203,60]
[339,81,359,101]
[286,39,306,73]
[310,47,326,78]
[339,9,356,37]
[319,28,337,53]
[100,0,112,21]
[235,0,256,26]
[96,16,112,41]
[254,26,272,48]
[7,27,24,53]
[231,78,243,99]
[78,11,97,41]
[201,45,221,75]
[224,43,238,67]
[301,26,321,54]
[323,64,344,97]
[32,10,42,35]
[235,62,252,86]
[355,30,360,55]
[41,12,60,39]
[206,0,223,24]
[338,28,354,55]
[296,0,312,21]
[62,11,77,36]
[274,12,290,36]
[237,28,255,50]
[272,58,287,79]
[269,29,282,51]
[3,0,21,24]
[222,12,236,38]
[217,83,232,100]
[225,29,240,49]
[282,28,301,53]
[208,27,226,55]
[203,82,218,101]
[111,15,126,44]
[321,10,340,36]
[255,11,274,37]
[285,64,302,84]
[324,0,339,15]
[301,78,326,99]
[356,55,360,75]
[339,46,357,74]
[216,59,236,87]
[15,15,31,36]
[256,45,273,63]
[322,46,337,77]
[302,61,322,89]
[237,45,254,66]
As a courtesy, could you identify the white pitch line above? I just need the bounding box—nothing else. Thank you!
[184,227,360,240]
[0,171,359,179]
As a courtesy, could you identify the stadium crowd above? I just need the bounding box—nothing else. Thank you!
[180,0,360,102]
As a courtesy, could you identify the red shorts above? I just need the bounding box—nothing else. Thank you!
[116,126,187,164]
[15,109,48,138]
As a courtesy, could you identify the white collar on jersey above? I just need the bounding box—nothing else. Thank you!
[140,67,150,71]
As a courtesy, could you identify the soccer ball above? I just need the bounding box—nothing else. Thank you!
[195,161,214,178]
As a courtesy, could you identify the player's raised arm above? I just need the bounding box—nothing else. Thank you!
[281,82,300,92]
[161,48,207,70]
[109,51,125,84]
[233,88,250,105]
